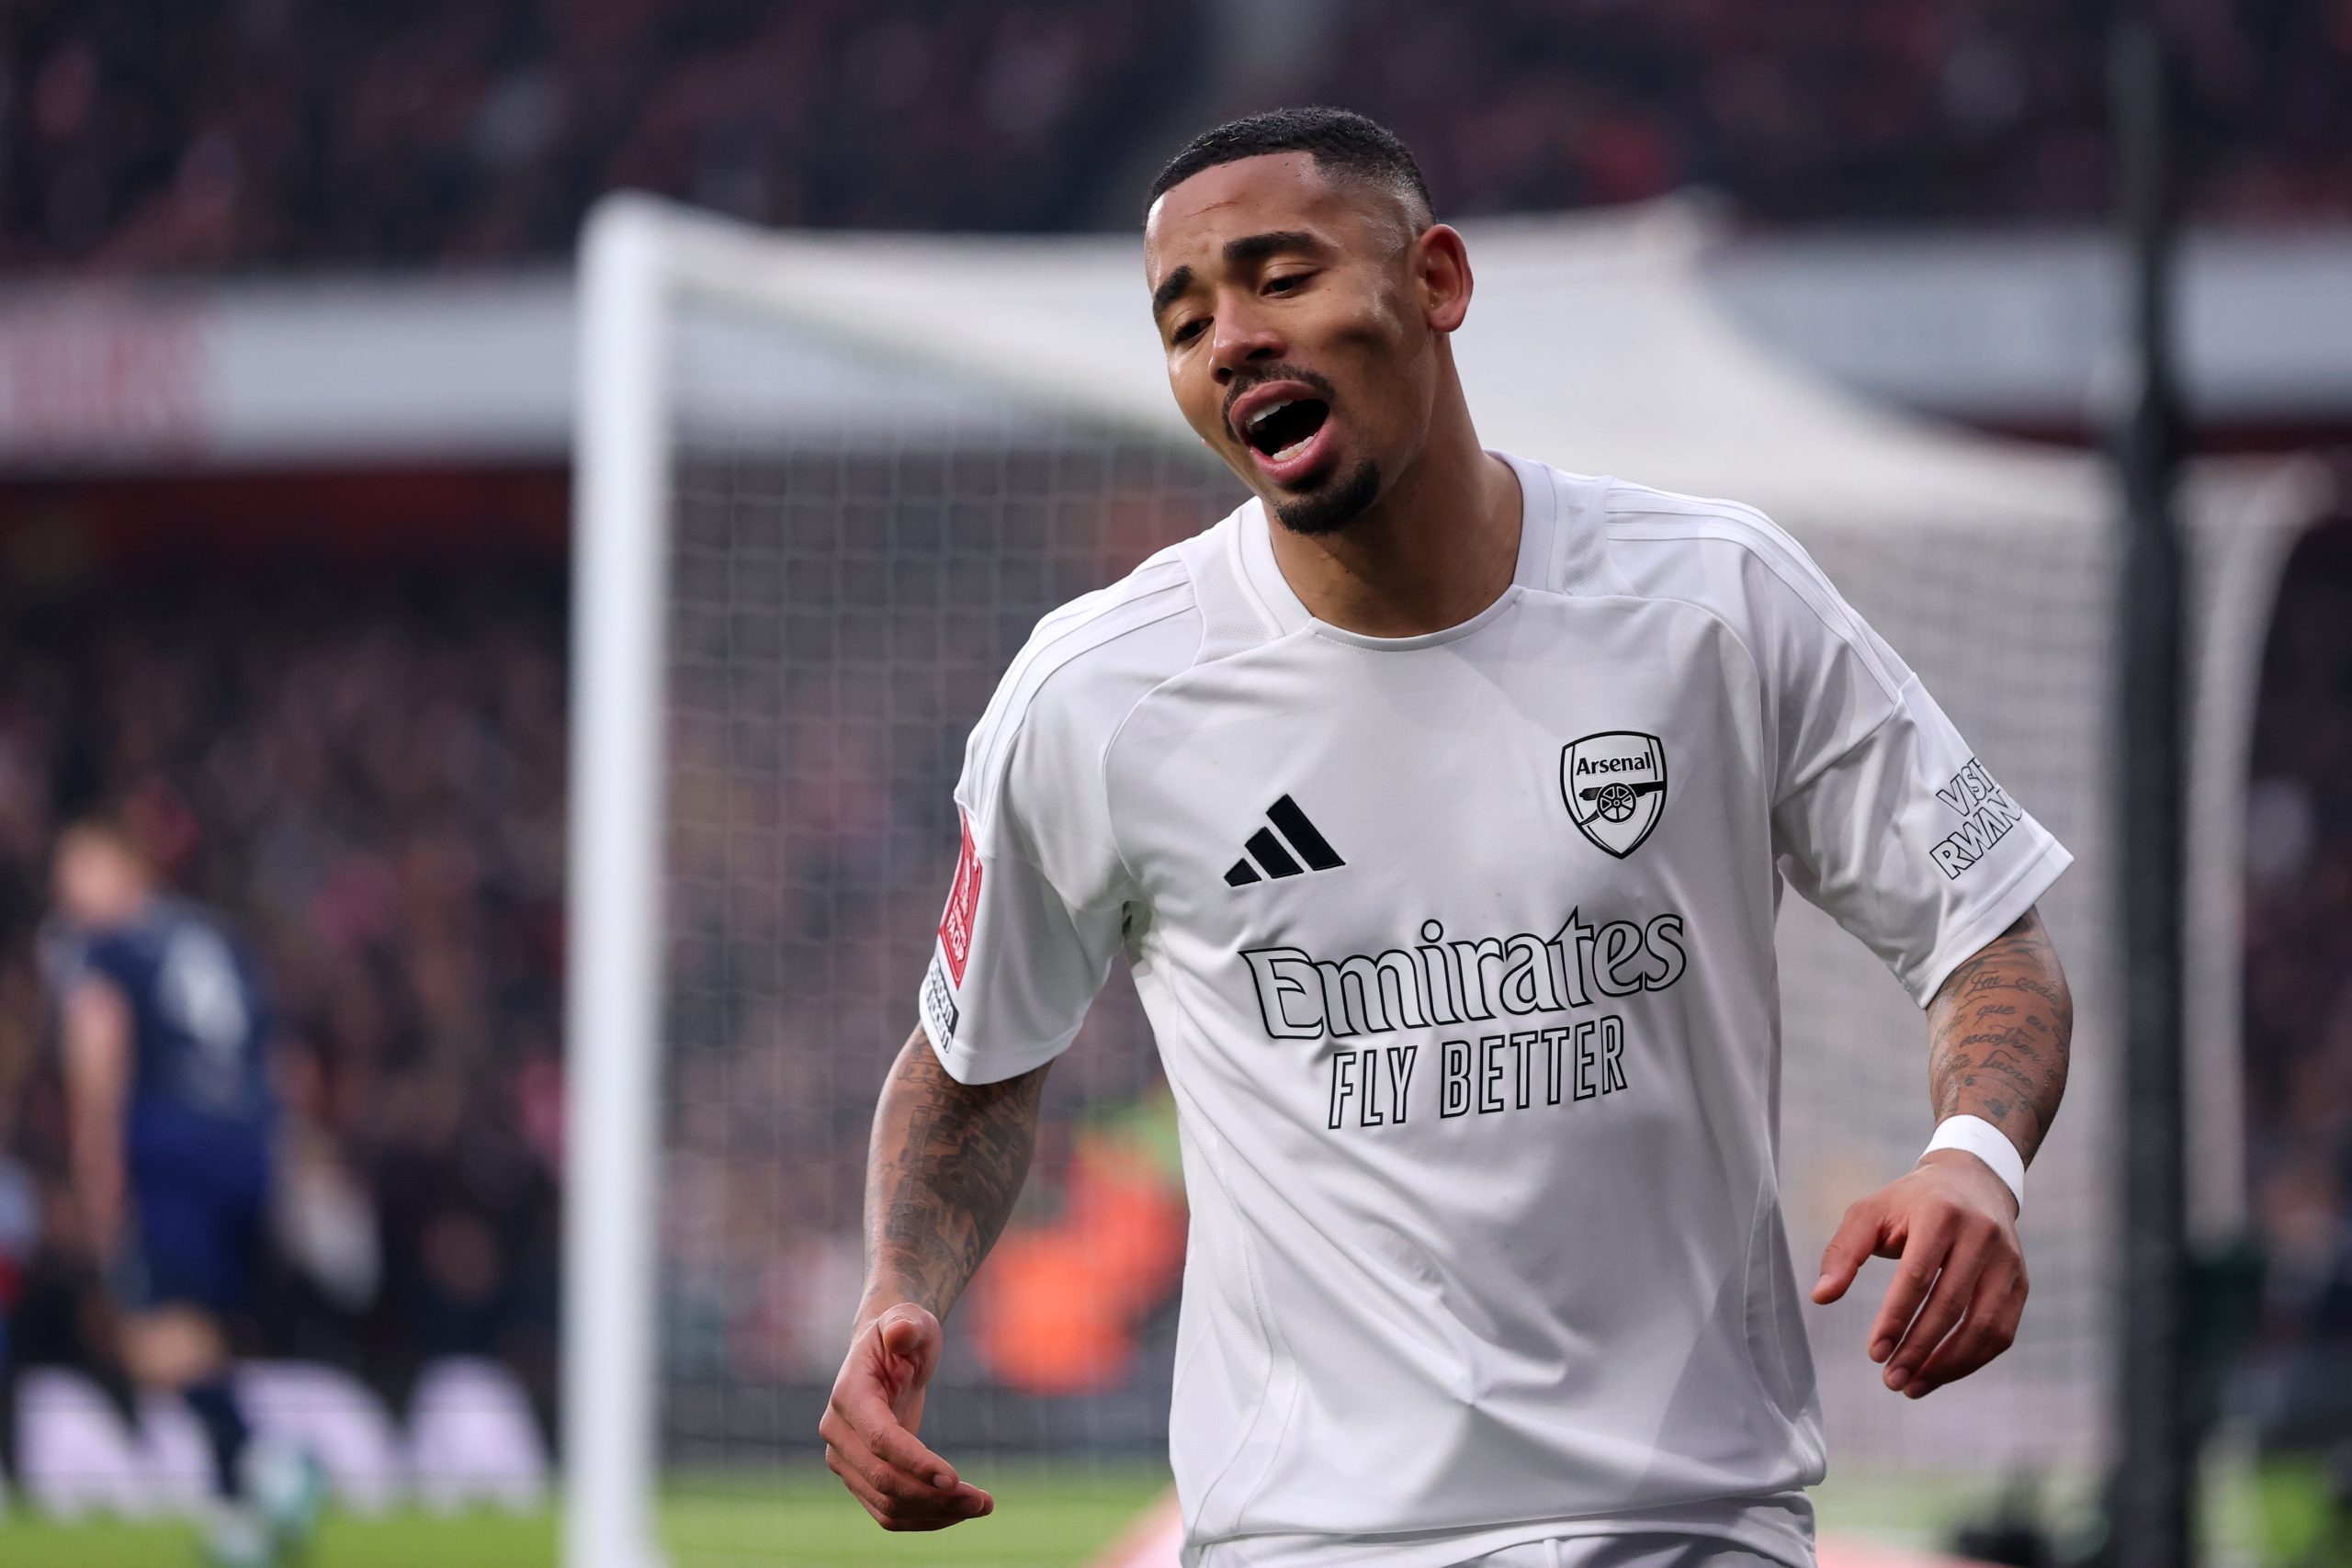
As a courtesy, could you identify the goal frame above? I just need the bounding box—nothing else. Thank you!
[565,193,841,1568]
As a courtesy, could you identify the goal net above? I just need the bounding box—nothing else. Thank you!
[564,196,2317,1568]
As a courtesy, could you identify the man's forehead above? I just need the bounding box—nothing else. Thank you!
[1143,152,1356,279]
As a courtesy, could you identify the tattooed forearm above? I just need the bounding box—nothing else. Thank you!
[860,1027,1048,1325]
[1925,908,2073,1164]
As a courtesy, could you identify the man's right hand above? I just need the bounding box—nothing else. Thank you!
[820,1302,994,1530]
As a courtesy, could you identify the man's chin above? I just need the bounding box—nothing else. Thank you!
[1269,459,1382,537]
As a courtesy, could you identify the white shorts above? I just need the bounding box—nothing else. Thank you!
[1464,1535,1795,1568]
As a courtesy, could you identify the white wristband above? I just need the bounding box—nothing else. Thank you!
[1922,1115,2026,1212]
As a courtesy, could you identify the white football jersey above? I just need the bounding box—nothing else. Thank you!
[917,454,2069,1568]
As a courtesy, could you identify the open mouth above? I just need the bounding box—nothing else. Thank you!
[1240,397,1330,465]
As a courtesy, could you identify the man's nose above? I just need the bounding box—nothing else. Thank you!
[1209,310,1283,384]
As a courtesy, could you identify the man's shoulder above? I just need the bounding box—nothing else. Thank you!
[1502,457,1830,615]
[83,910,175,975]
[143,897,242,955]
[51,920,169,1007]
[1578,471,1906,697]
[1002,537,1205,706]
[1592,476,1820,594]
[962,517,1236,806]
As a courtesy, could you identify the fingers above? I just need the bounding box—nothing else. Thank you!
[1823,1168,2029,1397]
[819,1305,994,1530]
[818,1396,994,1529]
[824,1435,993,1530]
[1903,1265,2030,1396]
[1863,1204,1952,1362]
[1880,1230,1991,1393]
[1812,1194,1890,1305]
[830,1371,962,1494]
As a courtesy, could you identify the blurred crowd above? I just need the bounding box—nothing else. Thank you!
[2241,515,2352,1449]
[0,539,569,1420]
[1317,0,2352,223]
[4,0,2348,276]
[0,0,1198,274]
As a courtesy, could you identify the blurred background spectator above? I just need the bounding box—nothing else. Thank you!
[0,508,567,1421]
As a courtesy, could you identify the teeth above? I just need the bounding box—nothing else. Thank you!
[1272,437,1308,462]
[1247,399,1293,430]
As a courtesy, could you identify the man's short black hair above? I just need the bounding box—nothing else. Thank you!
[1147,107,1433,228]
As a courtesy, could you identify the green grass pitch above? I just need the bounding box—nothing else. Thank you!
[0,1460,2337,1567]
[0,1461,1169,1568]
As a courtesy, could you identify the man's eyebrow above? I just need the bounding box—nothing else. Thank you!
[1150,264,1196,322]
[1222,229,1325,268]
[1149,231,1330,322]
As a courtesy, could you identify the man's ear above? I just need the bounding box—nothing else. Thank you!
[1414,224,1474,333]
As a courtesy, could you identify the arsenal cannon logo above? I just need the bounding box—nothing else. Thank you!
[1561,732,1668,858]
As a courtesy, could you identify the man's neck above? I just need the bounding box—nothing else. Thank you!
[89,890,154,932]
[1264,427,1522,639]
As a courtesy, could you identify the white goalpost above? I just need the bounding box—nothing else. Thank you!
[566,195,675,1568]
[564,192,2326,1568]
[567,194,876,1568]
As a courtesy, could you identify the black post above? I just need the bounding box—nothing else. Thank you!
[2108,7,2192,1567]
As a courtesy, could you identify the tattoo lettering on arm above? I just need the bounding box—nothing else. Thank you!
[1926,908,2073,1164]
[862,1026,1049,1323]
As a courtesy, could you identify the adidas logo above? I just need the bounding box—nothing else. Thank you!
[1224,796,1346,886]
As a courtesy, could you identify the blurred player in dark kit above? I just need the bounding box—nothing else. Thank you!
[45,818,320,1567]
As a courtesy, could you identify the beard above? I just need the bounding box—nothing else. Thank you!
[1270,457,1382,537]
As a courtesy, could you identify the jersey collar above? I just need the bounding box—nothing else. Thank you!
[1237,448,1582,643]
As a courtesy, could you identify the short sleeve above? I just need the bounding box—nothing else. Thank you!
[39,922,121,998]
[1761,560,2071,1007]
[915,650,1141,1085]
[918,804,1126,1084]
[1702,524,2069,1006]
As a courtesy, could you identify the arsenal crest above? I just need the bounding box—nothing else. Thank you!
[1562,732,1668,858]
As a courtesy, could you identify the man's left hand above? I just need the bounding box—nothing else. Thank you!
[1809,1150,2026,1398]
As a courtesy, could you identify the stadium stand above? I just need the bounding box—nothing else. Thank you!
[0,0,1203,272]
[1313,0,2352,222]
[2,0,2347,276]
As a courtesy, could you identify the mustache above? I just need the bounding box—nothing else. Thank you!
[1222,363,1339,431]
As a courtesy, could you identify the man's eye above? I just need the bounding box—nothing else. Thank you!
[1170,319,1206,344]
[1265,273,1312,294]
